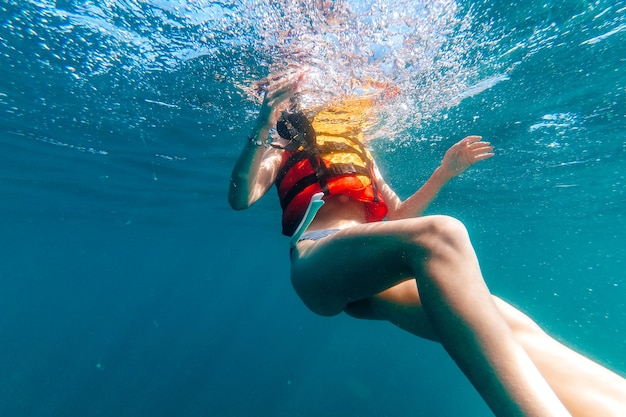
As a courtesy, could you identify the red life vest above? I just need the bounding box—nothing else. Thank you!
[274,108,388,236]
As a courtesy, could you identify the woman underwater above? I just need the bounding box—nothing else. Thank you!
[228,74,626,417]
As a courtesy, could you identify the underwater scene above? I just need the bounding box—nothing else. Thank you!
[1,0,625,416]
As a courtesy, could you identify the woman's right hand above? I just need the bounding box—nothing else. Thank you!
[258,72,305,126]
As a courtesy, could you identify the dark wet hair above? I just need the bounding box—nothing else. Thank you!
[276,111,316,149]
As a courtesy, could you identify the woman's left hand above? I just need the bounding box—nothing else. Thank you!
[440,136,494,179]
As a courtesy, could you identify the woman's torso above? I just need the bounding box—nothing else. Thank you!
[303,194,370,232]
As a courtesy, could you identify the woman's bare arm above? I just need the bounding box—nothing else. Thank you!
[381,136,494,220]
[228,79,300,210]
[228,121,282,210]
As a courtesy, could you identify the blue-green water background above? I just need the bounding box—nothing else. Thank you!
[1,1,625,416]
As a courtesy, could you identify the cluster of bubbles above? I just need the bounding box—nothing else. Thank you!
[244,0,492,136]
[2,0,499,140]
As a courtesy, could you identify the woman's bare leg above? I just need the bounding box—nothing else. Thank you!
[495,299,626,416]
[345,279,626,417]
[291,215,571,416]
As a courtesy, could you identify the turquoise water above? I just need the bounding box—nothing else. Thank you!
[1,1,625,416]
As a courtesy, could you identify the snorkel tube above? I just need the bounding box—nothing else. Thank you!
[290,192,325,247]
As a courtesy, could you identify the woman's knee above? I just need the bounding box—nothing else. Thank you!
[428,214,469,239]
[407,215,471,256]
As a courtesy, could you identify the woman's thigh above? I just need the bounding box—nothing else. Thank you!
[344,281,549,344]
[344,279,439,341]
[290,215,466,316]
